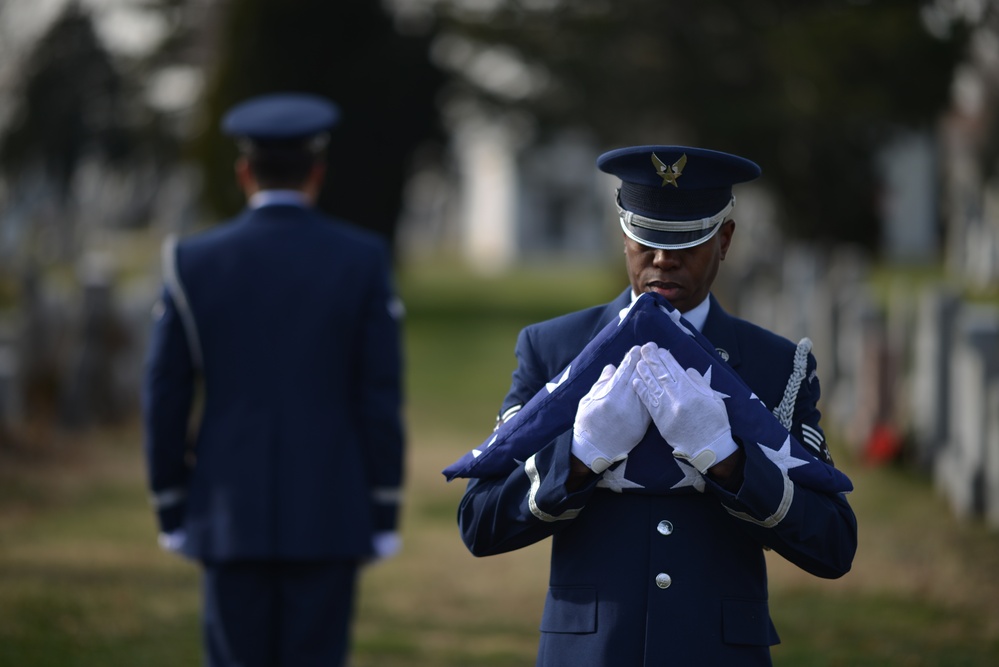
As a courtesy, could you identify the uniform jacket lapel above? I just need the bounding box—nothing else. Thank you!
[702,294,741,369]
[593,289,633,337]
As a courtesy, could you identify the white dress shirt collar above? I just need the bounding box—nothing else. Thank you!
[249,189,310,209]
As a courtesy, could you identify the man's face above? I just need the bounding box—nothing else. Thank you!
[623,220,735,313]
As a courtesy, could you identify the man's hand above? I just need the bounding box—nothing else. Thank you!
[368,531,401,565]
[158,529,187,554]
[571,345,651,473]
[632,342,738,473]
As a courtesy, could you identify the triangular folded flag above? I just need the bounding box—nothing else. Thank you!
[442,292,852,497]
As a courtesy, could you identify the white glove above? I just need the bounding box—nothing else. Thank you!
[369,531,402,565]
[158,529,187,554]
[632,342,738,473]
[571,345,652,473]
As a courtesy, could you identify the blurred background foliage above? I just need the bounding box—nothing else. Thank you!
[190,0,447,246]
[0,6,130,203]
[0,0,980,258]
[428,0,968,247]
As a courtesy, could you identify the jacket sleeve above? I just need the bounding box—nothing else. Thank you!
[706,350,858,579]
[459,324,602,555]
[141,287,195,533]
[356,244,406,534]
[459,429,602,556]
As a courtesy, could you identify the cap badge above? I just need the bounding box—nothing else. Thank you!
[652,152,687,187]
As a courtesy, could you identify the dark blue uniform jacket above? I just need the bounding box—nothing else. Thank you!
[143,203,405,562]
[459,288,857,667]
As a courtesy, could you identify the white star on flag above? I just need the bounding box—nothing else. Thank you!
[725,436,810,528]
[471,433,499,458]
[546,365,572,393]
[658,304,693,336]
[670,459,706,492]
[760,435,809,474]
[597,459,646,493]
[618,302,636,322]
[696,365,730,401]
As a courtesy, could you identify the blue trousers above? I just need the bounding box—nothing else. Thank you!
[202,560,359,667]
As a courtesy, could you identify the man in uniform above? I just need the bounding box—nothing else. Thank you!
[142,92,405,667]
[452,145,857,666]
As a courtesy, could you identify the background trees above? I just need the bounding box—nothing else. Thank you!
[0,0,973,254]
[428,0,967,250]
[190,0,446,247]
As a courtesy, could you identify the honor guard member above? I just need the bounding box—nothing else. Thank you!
[456,146,857,666]
[142,92,405,667]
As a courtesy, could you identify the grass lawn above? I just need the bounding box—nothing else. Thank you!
[2,261,999,665]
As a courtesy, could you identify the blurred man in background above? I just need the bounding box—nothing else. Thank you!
[453,145,856,666]
[142,92,405,667]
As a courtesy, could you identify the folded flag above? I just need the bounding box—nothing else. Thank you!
[442,292,853,497]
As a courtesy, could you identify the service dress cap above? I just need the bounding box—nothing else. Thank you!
[597,145,761,250]
[222,92,340,152]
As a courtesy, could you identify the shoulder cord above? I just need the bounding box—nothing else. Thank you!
[161,234,204,371]
[772,337,812,431]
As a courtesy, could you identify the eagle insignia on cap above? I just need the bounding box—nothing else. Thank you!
[652,152,687,187]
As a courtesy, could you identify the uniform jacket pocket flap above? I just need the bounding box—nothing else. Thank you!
[540,586,597,634]
[722,598,779,647]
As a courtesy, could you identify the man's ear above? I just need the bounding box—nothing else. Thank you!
[719,219,736,260]
[235,156,255,195]
[302,161,326,201]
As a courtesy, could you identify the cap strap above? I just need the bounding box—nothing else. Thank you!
[615,191,736,232]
